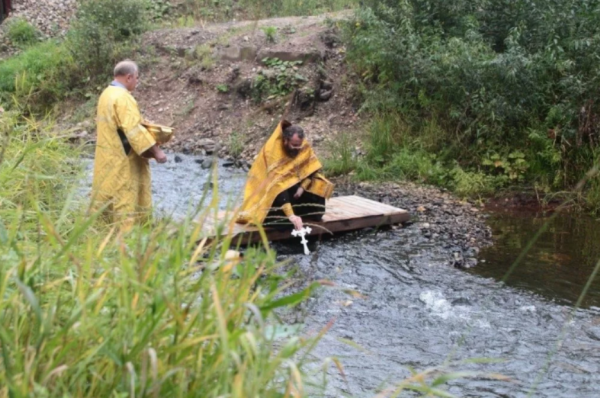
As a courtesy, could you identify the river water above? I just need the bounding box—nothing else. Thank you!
[470,210,600,308]
[85,153,600,397]
[291,226,600,397]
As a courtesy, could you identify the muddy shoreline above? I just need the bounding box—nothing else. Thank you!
[331,179,493,268]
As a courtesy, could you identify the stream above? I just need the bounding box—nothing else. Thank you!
[84,153,600,397]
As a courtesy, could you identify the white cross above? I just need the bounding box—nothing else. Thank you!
[291,226,312,255]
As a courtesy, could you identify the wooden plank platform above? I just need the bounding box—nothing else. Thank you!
[201,195,410,245]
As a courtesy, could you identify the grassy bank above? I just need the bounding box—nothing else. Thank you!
[0,0,148,111]
[0,110,322,397]
[327,0,600,212]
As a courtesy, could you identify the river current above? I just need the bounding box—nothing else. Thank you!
[83,152,600,397]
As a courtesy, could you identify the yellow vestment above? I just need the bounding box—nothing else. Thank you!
[237,121,334,225]
[91,85,156,225]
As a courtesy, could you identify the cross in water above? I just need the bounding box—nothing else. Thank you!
[291,226,312,255]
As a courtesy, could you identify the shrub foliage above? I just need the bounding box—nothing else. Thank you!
[343,0,600,208]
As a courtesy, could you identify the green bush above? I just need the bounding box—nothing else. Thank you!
[0,0,151,110]
[146,0,172,21]
[0,41,73,108]
[67,0,149,78]
[261,26,278,43]
[449,166,500,197]
[343,0,600,207]
[6,18,39,47]
[76,0,148,41]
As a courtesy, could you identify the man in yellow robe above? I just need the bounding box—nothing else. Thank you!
[91,60,167,226]
[237,121,334,231]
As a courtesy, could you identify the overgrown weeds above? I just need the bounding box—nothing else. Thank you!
[0,110,323,397]
[341,1,600,211]
[5,18,39,47]
[250,58,307,103]
[0,0,149,111]
[0,41,74,112]
[262,26,278,43]
[323,132,358,176]
[66,0,149,79]
[227,130,244,158]
[324,114,511,197]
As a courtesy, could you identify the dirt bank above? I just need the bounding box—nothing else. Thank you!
[63,12,359,163]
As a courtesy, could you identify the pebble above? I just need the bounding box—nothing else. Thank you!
[201,158,215,169]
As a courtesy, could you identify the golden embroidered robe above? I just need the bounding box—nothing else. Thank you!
[237,121,334,225]
[91,85,156,225]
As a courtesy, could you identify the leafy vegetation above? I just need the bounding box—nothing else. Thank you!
[251,58,306,102]
[0,0,354,111]
[216,83,230,93]
[187,43,216,70]
[0,41,74,109]
[323,132,358,176]
[67,0,149,78]
[0,0,149,110]
[146,0,172,21]
[5,18,39,47]
[261,26,278,43]
[227,130,244,158]
[341,0,600,211]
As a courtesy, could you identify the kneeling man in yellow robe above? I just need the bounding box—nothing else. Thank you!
[91,60,167,226]
[237,121,334,231]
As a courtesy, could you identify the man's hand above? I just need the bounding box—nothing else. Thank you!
[288,215,303,231]
[153,146,167,164]
[294,187,304,199]
[143,145,168,163]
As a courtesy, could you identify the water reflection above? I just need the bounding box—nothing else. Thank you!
[470,211,600,308]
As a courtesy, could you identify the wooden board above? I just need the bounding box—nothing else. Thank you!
[200,195,410,245]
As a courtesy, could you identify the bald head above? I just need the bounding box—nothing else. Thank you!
[113,60,139,92]
[114,60,138,77]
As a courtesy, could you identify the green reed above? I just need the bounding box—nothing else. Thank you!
[0,109,321,397]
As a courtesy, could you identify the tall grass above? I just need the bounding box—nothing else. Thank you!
[324,114,501,197]
[322,132,358,176]
[0,110,322,397]
[0,41,74,108]
[0,0,147,110]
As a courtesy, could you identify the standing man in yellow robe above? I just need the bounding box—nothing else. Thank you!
[91,60,167,226]
[236,120,334,231]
